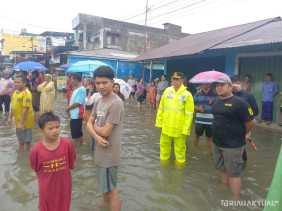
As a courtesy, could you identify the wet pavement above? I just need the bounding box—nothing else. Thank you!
[0,93,281,211]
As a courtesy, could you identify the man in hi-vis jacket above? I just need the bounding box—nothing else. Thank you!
[156,72,194,165]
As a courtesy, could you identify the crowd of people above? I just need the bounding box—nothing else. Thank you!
[127,74,169,109]
[0,67,280,211]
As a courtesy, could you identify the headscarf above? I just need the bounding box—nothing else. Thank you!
[45,74,52,81]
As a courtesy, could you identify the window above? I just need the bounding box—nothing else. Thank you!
[107,35,111,45]
[106,32,120,46]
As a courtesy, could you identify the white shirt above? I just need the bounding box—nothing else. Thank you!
[127,79,137,88]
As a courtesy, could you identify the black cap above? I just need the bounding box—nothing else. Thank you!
[230,75,241,82]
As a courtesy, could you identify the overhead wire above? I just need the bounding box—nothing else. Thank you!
[148,0,207,22]
[121,0,190,21]
[132,0,207,25]
[0,15,70,33]
[147,0,224,25]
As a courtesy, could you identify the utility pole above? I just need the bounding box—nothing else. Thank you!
[144,0,149,53]
[30,36,34,51]
[145,0,149,26]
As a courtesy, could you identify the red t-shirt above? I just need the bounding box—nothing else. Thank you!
[29,138,76,211]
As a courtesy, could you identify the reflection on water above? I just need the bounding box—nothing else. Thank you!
[0,93,281,211]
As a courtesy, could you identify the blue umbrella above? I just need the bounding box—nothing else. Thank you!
[66,60,111,74]
[13,61,47,72]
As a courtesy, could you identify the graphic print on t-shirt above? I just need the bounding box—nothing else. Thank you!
[42,156,67,173]
[96,106,108,127]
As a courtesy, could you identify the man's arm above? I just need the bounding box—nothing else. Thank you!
[29,148,38,172]
[86,115,109,147]
[94,100,123,138]
[8,104,13,123]
[274,83,279,96]
[67,103,80,112]
[182,92,194,135]
[20,93,31,128]
[94,123,114,138]
[245,120,255,134]
[155,90,165,128]
[239,100,255,134]
[248,94,259,117]
[67,88,86,112]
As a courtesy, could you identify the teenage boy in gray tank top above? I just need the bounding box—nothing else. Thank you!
[87,66,124,211]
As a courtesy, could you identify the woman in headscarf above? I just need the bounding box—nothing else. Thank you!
[37,74,56,114]
[31,71,44,119]
[113,83,125,101]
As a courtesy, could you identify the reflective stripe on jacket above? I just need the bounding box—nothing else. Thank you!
[156,85,194,137]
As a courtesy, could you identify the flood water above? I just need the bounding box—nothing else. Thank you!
[0,93,281,211]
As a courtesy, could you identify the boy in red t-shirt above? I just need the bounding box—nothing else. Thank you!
[29,112,76,211]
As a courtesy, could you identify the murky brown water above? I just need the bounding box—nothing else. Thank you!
[0,93,281,211]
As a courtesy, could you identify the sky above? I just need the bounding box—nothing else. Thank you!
[0,0,282,35]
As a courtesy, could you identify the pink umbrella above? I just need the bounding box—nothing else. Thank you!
[189,70,230,84]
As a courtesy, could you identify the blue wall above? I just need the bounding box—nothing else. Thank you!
[150,44,282,79]
[225,51,237,75]
[144,68,165,82]
[223,43,282,76]
[166,55,226,77]
[67,55,142,80]
[117,61,142,80]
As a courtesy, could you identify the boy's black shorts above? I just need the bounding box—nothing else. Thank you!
[195,123,213,138]
[70,119,83,139]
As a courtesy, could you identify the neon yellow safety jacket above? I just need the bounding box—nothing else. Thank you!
[155,84,194,137]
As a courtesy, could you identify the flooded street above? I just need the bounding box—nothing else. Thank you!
[0,93,281,211]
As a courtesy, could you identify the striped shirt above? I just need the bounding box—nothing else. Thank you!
[194,89,216,125]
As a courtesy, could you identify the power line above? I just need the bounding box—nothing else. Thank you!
[122,0,190,21]
[0,16,70,32]
[148,0,207,22]
[121,10,148,21]
[151,0,191,12]
[117,0,163,20]
[132,0,205,24]
[147,0,224,26]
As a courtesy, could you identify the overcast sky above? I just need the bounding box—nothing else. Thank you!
[1,0,281,35]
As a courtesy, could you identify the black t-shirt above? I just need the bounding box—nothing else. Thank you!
[211,95,252,148]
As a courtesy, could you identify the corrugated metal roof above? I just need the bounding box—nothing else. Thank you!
[212,20,282,49]
[136,17,281,61]
[65,48,139,60]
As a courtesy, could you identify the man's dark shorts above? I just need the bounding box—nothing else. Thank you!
[195,123,213,138]
[130,92,135,97]
[213,144,244,177]
[70,119,83,139]
[16,128,32,143]
[97,166,118,193]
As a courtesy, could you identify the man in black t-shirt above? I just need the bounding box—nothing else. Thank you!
[211,75,254,200]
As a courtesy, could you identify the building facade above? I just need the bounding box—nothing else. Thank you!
[72,13,188,54]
